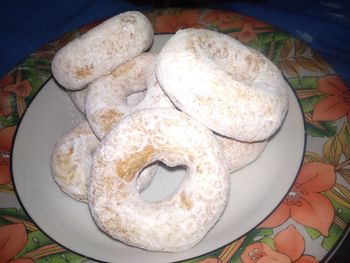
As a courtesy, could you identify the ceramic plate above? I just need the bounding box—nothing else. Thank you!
[1,8,349,263]
[11,32,304,262]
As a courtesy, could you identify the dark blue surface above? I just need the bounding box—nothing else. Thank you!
[1,0,350,88]
[0,0,150,78]
[213,0,350,89]
[0,1,349,262]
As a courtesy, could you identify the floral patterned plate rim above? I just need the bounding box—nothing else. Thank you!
[1,8,349,263]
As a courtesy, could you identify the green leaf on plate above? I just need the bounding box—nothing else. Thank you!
[0,208,31,222]
[256,32,274,44]
[321,223,343,250]
[250,32,288,63]
[295,56,330,73]
[324,189,350,223]
[20,68,46,99]
[299,95,324,113]
[30,251,86,263]
[15,230,87,262]
[287,76,318,90]
[247,36,265,53]
[323,135,342,166]
[181,248,221,263]
[0,114,19,128]
[287,77,300,89]
[0,92,19,128]
[305,120,337,138]
[229,228,274,262]
[15,230,54,258]
[300,76,319,89]
[259,236,275,249]
[305,226,322,240]
[337,123,350,159]
[271,39,287,64]
[294,38,309,56]
[0,217,11,227]
[255,31,288,46]
[338,169,350,184]
[273,31,290,42]
[207,23,218,32]
[304,151,324,162]
[22,57,51,68]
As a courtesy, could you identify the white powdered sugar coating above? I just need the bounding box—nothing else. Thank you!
[68,88,88,114]
[215,134,267,173]
[51,11,153,90]
[89,108,229,252]
[157,28,289,142]
[85,53,174,140]
[50,17,291,253]
[51,121,158,202]
[51,121,99,202]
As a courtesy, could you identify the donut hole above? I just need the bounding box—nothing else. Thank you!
[139,161,187,203]
[126,90,146,106]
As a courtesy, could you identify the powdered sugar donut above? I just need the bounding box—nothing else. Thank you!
[89,108,229,252]
[52,11,153,90]
[157,28,289,142]
[85,53,174,140]
[68,88,88,114]
[51,121,158,202]
[51,122,99,202]
[215,134,267,173]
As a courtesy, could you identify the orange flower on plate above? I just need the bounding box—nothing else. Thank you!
[202,10,243,31]
[0,223,33,263]
[260,162,336,236]
[0,125,16,185]
[3,80,32,98]
[1,73,32,98]
[229,19,274,44]
[202,10,273,43]
[234,23,258,44]
[312,75,350,122]
[0,72,32,118]
[203,10,270,30]
[241,225,318,263]
[0,91,12,117]
[0,74,14,117]
[155,10,202,33]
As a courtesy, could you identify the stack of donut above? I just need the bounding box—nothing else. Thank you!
[50,11,289,252]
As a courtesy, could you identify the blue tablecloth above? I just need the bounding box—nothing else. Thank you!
[0,1,349,262]
[1,0,349,88]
